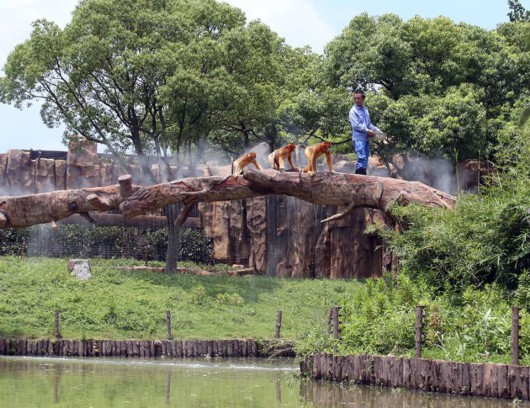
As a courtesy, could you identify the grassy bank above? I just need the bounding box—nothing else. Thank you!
[0,256,355,342]
[3,256,529,365]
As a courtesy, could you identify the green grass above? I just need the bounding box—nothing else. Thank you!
[0,256,357,342]
[3,256,528,365]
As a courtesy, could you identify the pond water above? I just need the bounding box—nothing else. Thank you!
[0,356,526,407]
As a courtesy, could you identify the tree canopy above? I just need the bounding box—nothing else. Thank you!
[508,0,530,22]
[1,0,316,176]
[324,13,530,164]
[2,1,530,172]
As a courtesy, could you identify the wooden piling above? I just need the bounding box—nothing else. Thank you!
[331,307,340,341]
[54,310,60,339]
[166,310,173,340]
[275,310,282,338]
[415,306,424,358]
[512,306,520,366]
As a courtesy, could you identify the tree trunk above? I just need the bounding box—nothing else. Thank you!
[0,170,455,229]
[164,204,179,274]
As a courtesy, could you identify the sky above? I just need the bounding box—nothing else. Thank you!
[0,0,521,153]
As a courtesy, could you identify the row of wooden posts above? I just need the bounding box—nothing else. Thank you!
[326,305,523,366]
[48,305,527,365]
[0,337,295,358]
[53,309,286,341]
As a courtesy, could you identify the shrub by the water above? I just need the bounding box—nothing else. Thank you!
[296,273,530,365]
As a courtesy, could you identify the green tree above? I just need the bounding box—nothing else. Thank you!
[275,50,351,149]
[508,0,530,22]
[207,38,349,154]
[0,0,296,174]
[367,84,488,166]
[0,0,297,273]
[205,21,290,153]
[325,13,530,164]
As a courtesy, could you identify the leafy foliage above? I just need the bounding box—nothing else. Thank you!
[369,117,530,293]
[325,14,530,162]
[508,0,530,22]
[297,273,530,364]
[0,225,214,265]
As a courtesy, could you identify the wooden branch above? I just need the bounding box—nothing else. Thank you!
[321,201,357,223]
[175,200,198,227]
[118,174,263,217]
[0,170,455,229]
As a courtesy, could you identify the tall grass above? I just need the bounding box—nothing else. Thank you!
[297,273,530,365]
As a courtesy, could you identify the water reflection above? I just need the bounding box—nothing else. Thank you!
[299,380,527,407]
[0,356,525,407]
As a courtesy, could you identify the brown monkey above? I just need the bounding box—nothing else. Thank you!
[232,151,262,176]
[267,143,297,171]
[302,141,334,176]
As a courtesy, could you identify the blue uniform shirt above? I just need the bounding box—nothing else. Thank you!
[349,104,380,141]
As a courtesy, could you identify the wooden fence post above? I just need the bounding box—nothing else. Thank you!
[275,310,282,338]
[54,310,61,339]
[512,306,520,366]
[327,308,333,335]
[415,306,424,358]
[332,307,341,341]
[166,310,173,340]
[327,306,341,352]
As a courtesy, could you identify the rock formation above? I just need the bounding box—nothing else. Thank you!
[0,139,468,279]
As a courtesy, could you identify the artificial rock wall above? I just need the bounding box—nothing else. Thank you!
[0,138,134,194]
[199,196,390,279]
[4,139,490,279]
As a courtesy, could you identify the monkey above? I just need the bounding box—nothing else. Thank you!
[267,143,298,171]
[302,141,334,177]
[232,151,262,176]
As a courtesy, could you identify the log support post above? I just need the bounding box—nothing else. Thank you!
[118,175,133,197]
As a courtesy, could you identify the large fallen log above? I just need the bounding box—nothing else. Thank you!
[0,170,455,229]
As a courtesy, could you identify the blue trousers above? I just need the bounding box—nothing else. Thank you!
[354,139,369,170]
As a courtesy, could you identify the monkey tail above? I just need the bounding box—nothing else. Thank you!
[231,157,234,175]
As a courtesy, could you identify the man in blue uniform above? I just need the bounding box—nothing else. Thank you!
[349,89,381,175]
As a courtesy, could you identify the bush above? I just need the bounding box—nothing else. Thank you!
[0,224,213,264]
[0,228,30,256]
[177,229,214,265]
[373,179,530,294]
[296,273,530,364]
[363,111,530,295]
